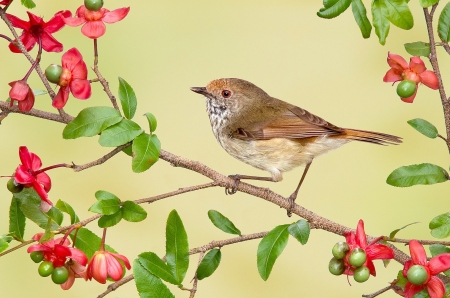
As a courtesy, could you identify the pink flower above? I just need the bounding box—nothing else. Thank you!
[61,259,88,290]
[343,220,394,276]
[402,240,450,298]
[52,48,91,109]
[6,10,71,53]
[8,80,35,112]
[14,146,52,206]
[27,233,87,268]
[383,52,439,103]
[87,250,131,284]
[64,5,130,39]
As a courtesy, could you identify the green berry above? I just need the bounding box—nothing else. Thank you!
[396,80,416,98]
[84,0,104,11]
[349,248,367,267]
[328,257,345,276]
[30,251,44,263]
[353,266,370,283]
[332,241,350,260]
[407,265,429,285]
[51,266,69,284]
[7,178,23,193]
[38,261,54,277]
[45,64,63,84]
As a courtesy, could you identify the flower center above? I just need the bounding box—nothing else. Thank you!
[84,9,104,21]
[29,24,43,38]
[58,68,72,87]
[403,70,421,84]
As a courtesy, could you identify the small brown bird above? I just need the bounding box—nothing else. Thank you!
[191,78,401,214]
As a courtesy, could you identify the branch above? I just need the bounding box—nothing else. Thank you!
[72,143,131,172]
[0,239,35,257]
[0,101,71,123]
[387,238,450,246]
[362,284,403,298]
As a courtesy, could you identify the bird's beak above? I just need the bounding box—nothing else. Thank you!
[190,87,210,97]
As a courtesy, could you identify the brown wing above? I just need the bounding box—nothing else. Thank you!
[234,105,344,140]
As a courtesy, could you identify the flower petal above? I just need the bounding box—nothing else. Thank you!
[365,244,394,260]
[404,282,426,298]
[32,180,52,205]
[36,172,51,192]
[355,220,367,248]
[54,244,72,258]
[69,248,88,266]
[110,252,131,269]
[89,253,107,284]
[14,165,34,184]
[419,70,439,90]
[40,32,64,53]
[403,260,413,278]
[387,52,409,71]
[9,80,29,101]
[71,59,88,80]
[44,10,71,33]
[81,21,106,39]
[427,276,446,298]
[18,87,35,112]
[62,48,83,71]
[64,17,86,27]
[18,146,33,169]
[105,254,124,281]
[70,79,91,99]
[400,87,417,103]
[5,13,30,30]
[383,68,403,82]
[366,259,377,276]
[409,240,428,266]
[429,253,450,275]
[27,244,53,253]
[344,231,356,245]
[52,87,70,109]
[409,57,426,74]
[61,268,75,290]
[102,7,130,23]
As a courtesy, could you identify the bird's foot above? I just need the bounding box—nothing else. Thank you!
[226,175,241,195]
[286,192,298,217]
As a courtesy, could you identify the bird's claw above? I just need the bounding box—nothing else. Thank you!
[286,193,297,217]
[226,175,240,195]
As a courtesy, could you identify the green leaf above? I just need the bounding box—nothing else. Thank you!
[47,207,64,226]
[144,112,158,133]
[351,0,372,38]
[196,249,222,280]
[257,224,290,281]
[372,0,390,45]
[384,0,413,30]
[21,0,36,9]
[55,200,80,225]
[317,0,351,19]
[404,42,431,57]
[122,201,147,222]
[40,217,55,243]
[387,163,449,187]
[118,77,137,120]
[98,119,143,147]
[62,106,122,139]
[407,118,438,139]
[137,252,180,285]
[419,0,438,8]
[71,228,116,259]
[430,213,450,238]
[122,144,133,156]
[132,133,161,173]
[0,235,12,253]
[14,189,60,230]
[389,222,419,239]
[323,0,339,9]
[439,2,450,42]
[9,197,26,241]
[134,258,175,298]
[166,210,189,284]
[32,89,47,96]
[207,210,241,236]
[89,190,121,215]
[98,210,123,228]
[287,220,310,245]
[394,270,408,288]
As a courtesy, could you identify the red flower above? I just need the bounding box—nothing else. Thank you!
[14,146,52,206]
[8,80,35,112]
[52,48,91,109]
[343,220,394,276]
[383,52,439,103]
[61,259,88,290]
[64,5,129,39]
[6,10,71,53]
[402,240,450,298]
[87,250,131,284]
[27,233,88,268]
[0,0,12,6]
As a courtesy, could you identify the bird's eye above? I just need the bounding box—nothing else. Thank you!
[221,90,231,98]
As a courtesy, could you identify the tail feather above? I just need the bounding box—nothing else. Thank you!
[340,128,402,145]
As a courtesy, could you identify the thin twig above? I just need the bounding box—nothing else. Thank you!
[72,143,131,172]
[0,101,71,123]
[387,237,450,246]
[0,239,35,257]
[362,284,402,298]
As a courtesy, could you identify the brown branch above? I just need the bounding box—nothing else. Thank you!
[387,238,450,246]
[97,274,134,298]
[0,101,71,123]
[72,143,131,172]
[0,239,35,257]
[362,284,403,298]
[424,5,450,150]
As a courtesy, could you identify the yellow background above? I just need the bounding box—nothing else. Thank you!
[0,0,449,297]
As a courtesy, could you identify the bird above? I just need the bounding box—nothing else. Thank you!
[190,78,401,215]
